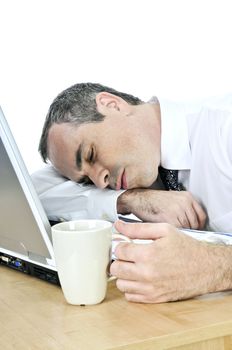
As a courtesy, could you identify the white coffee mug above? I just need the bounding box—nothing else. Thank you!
[51,219,130,305]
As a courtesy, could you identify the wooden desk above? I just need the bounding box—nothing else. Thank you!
[1,266,232,350]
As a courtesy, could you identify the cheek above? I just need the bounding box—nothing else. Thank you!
[101,141,125,163]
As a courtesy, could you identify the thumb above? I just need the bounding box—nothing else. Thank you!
[114,220,175,240]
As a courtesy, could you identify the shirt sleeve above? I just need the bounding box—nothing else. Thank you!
[30,165,124,222]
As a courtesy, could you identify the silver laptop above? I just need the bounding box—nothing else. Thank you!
[0,106,59,285]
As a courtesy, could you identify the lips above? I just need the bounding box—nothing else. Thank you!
[121,170,127,190]
[116,169,127,190]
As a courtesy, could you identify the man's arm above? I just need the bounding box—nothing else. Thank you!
[110,220,232,303]
[117,189,206,229]
[31,165,206,228]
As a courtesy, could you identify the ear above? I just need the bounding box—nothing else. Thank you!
[96,92,130,115]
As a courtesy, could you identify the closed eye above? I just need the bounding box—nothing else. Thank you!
[88,147,95,163]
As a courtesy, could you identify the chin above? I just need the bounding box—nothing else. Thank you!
[128,170,157,189]
[142,173,157,188]
[131,179,154,189]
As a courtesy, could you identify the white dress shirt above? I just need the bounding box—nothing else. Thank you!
[31,165,123,222]
[159,94,232,231]
[31,94,232,231]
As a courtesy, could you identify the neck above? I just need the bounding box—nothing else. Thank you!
[127,101,161,148]
[141,102,161,139]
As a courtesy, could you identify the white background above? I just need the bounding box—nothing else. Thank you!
[1,0,232,173]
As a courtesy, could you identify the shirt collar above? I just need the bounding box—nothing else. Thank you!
[151,97,192,170]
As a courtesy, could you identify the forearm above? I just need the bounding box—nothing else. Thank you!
[117,188,206,229]
[117,190,137,215]
[206,244,232,293]
[117,189,156,217]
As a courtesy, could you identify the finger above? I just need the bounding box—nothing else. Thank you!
[124,292,169,304]
[187,206,200,229]
[186,205,201,229]
[180,206,200,229]
[116,279,157,303]
[177,213,191,229]
[114,220,173,240]
[192,201,207,229]
[116,279,152,295]
[124,293,152,304]
[118,280,174,304]
[110,260,141,279]
[113,241,154,263]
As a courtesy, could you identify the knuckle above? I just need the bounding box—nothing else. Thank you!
[185,191,192,198]
[142,268,154,282]
[182,191,192,202]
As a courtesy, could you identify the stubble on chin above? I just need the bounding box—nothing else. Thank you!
[127,172,156,190]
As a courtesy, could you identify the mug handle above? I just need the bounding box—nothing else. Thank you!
[108,233,132,282]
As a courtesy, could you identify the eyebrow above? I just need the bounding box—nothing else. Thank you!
[75,143,83,171]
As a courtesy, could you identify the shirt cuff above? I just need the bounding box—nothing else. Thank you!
[87,188,125,222]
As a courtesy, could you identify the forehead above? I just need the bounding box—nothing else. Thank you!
[47,121,103,152]
[47,116,123,160]
[47,116,117,152]
[48,123,80,152]
[47,123,83,177]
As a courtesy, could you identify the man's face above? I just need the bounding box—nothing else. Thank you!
[47,100,160,190]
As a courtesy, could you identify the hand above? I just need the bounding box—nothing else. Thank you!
[110,220,231,303]
[117,189,206,229]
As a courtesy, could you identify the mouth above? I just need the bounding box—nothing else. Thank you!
[122,170,127,189]
[116,169,127,190]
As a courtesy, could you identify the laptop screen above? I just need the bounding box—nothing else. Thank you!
[0,107,55,264]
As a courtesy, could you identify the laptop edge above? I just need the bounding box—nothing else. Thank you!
[0,106,59,285]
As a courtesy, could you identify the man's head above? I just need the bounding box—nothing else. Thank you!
[39,82,161,190]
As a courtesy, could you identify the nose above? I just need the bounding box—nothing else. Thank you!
[88,164,110,189]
